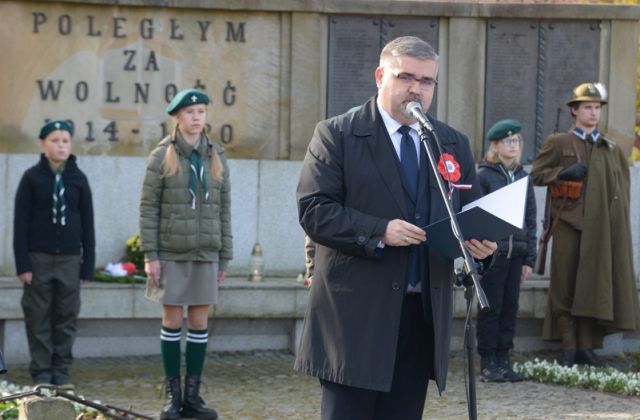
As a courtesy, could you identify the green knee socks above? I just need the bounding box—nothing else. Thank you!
[160,326,182,377]
[185,328,208,376]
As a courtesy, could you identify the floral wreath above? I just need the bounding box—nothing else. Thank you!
[437,152,461,183]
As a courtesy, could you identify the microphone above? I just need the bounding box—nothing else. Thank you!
[406,101,434,132]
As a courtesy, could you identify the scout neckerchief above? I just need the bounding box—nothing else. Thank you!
[51,161,67,226]
[189,137,209,210]
[498,161,517,184]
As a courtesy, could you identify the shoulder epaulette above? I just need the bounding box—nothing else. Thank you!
[601,135,616,149]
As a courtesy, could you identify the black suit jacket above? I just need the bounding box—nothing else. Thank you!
[295,96,480,392]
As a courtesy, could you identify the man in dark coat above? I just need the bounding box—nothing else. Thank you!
[531,82,640,367]
[295,36,497,419]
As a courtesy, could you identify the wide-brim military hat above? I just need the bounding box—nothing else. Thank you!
[39,120,74,140]
[487,119,522,141]
[166,88,210,115]
[566,82,608,107]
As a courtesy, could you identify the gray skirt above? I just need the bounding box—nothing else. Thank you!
[145,260,219,305]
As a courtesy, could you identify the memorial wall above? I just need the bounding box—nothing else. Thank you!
[0,0,638,276]
[1,1,638,159]
[0,2,285,158]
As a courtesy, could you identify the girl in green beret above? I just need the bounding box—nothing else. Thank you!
[140,88,232,420]
[475,119,537,383]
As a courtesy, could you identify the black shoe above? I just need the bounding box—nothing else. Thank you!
[558,350,576,367]
[182,374,218,419]
[480,356,506,383]
[32,373,53,386]
[576,349,605,367]
[497,353,524,382]
[52,373,75,390]
[160,376,182,420]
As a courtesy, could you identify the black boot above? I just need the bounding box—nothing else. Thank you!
[497,352,523,382]
[182,374,218,419]
[558,350,576,367]
[576,349,605,367]
[160,376,182,420]
[480,355,506,383]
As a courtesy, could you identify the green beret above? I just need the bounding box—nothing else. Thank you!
[487,119,522,141]
[166,88,210,115]
[39,120,73,140]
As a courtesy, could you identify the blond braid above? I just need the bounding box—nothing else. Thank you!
[204,128,224,181]
[161,124,181,177]
[162,124,223,181]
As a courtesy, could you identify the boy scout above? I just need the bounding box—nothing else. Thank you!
[13,120,95,387]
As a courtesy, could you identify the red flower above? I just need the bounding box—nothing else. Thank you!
[122,262,137,275]
[437,153,461,183]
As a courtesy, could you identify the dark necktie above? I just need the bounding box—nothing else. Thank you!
[399,126,420,287]
[399,126,418,198]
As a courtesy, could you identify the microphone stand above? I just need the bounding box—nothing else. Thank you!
[416,123,490,420]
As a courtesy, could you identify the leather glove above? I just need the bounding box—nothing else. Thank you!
[558,162,587,181]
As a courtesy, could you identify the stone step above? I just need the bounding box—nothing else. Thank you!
[1,276,638,365]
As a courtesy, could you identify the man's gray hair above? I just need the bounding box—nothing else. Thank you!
[379,36,439,65]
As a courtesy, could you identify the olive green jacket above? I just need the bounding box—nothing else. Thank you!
[140,133,233,270]
[531,130,639,333]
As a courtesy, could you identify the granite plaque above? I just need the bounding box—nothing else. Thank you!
[541,21,600,142]
[327,16,381,117]
[485,20,539,163]
[327,15,438,118]
[484,20,599,163]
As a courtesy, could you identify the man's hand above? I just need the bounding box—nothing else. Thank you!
[145,260,161,288]
[18,272,33,285]
[558,162,587,181]
[521,265,533,284]
[384,219,426,247]
[464,239,497,259]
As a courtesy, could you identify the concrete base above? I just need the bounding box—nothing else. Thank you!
[2,276,639,366]
[0,277,309,365]
[19,397,76,420]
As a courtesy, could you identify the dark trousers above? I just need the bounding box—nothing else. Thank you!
[320,294,434,420]
[21,252,81,383]
[476,255,523,357]
[548,220,599,350]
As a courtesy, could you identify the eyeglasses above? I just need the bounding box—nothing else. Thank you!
[389,71,438,89]
[500,137,523,146]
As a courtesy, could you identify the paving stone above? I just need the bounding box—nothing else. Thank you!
[2,351,639,419]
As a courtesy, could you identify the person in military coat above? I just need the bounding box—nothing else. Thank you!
[295,36,496,420]
[531,82,640,367]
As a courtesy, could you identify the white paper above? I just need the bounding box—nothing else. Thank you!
[461,176,528,229]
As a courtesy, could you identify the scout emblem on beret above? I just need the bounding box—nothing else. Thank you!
[166,88,210,115]
[486,119,522,141]
[38,120,74,140]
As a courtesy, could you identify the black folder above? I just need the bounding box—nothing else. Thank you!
[423,205,522,259]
